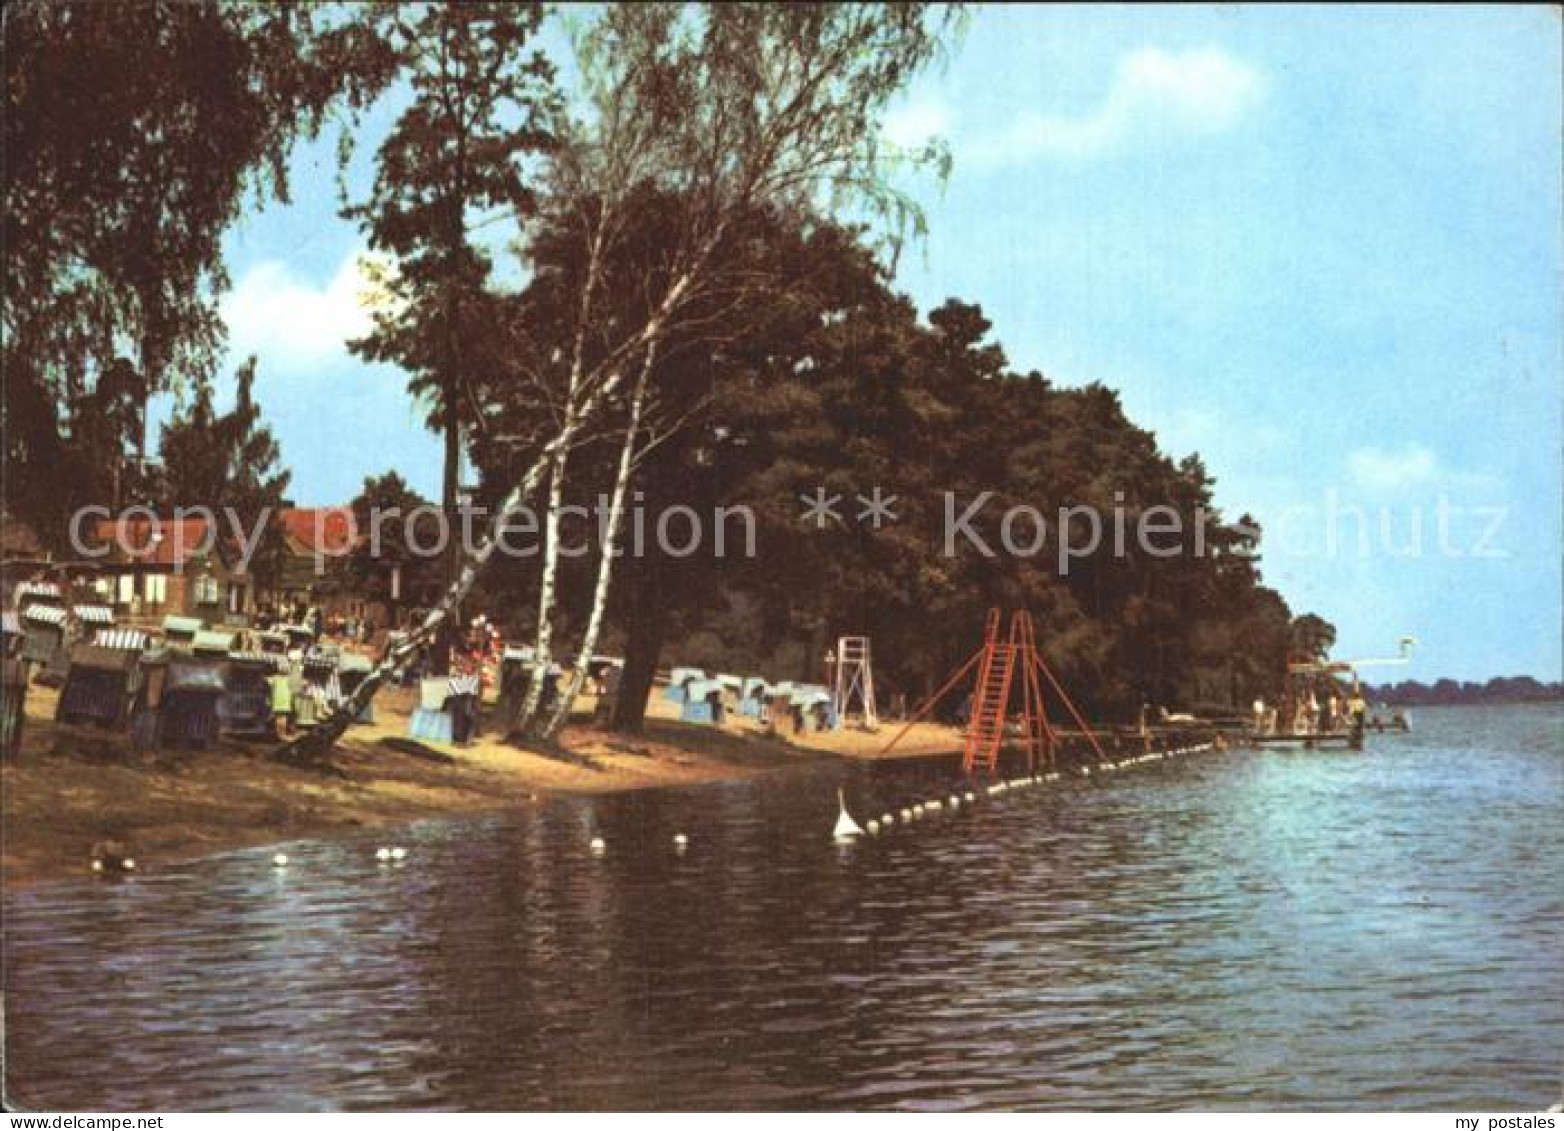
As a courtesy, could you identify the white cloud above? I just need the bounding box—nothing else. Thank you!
[1345,443,1501,496]
[971,47,1264,165]
[222,250,381,367]
[1347,443,1441,491]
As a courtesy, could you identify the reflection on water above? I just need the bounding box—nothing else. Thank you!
[4,704,1561,1110]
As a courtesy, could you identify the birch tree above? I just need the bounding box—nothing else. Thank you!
[510,3,955,737]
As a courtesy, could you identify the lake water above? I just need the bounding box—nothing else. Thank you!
[4,703,1561,1111]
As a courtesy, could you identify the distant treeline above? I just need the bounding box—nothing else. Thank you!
[1365,677,1563,706]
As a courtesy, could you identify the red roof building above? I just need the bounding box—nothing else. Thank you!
[279,507,358,558]
[88,515,247,622]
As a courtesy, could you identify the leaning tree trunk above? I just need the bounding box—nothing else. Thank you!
[540,340,657,739]
[272,453,545,763]
[274,278,701,763]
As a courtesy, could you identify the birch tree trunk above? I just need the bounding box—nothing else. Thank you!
[540,338,657,739]
[510,439,568,733]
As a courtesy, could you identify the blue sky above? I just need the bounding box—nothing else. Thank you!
[198,5,1561,682]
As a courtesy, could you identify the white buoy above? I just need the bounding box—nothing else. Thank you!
[390,846,408,861]
[673,833,689,849]
[881,813,895,827]
[927,799,942,812]
[949,794,961,808]
[121,858,136,872]
[964,791,976,803]
[590,836,607,854]
[90,858,104,873]
[866,819,880,835]
[375,846,392,862]
[833,788,864,840]
[272,853,289,868]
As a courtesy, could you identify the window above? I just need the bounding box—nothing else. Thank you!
[117,574,135,605]
[144,574,167,605]
[194,575,220,604]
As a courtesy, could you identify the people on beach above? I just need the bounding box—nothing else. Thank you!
[1347,686,1367,730]
[594,663,622,724]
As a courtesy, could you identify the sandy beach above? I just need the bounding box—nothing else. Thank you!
[1,679,974,887]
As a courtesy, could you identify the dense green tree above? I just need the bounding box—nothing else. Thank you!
[583,255,1319,728]
[342,1,558,673]
[345,471,440,626]
[159,360,286,508]
[1290,613,1338,660]
[1368,676,1562,706]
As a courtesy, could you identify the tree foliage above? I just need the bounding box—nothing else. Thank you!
[1289,613,1338,661]
[488,214,1310,729]
[343,1,558,496]
[157,357,291,584]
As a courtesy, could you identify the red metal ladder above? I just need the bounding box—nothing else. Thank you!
[882,607,1107,775]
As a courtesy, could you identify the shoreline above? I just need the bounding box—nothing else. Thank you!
[2,677,1197,890]
[1,682,970,889]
